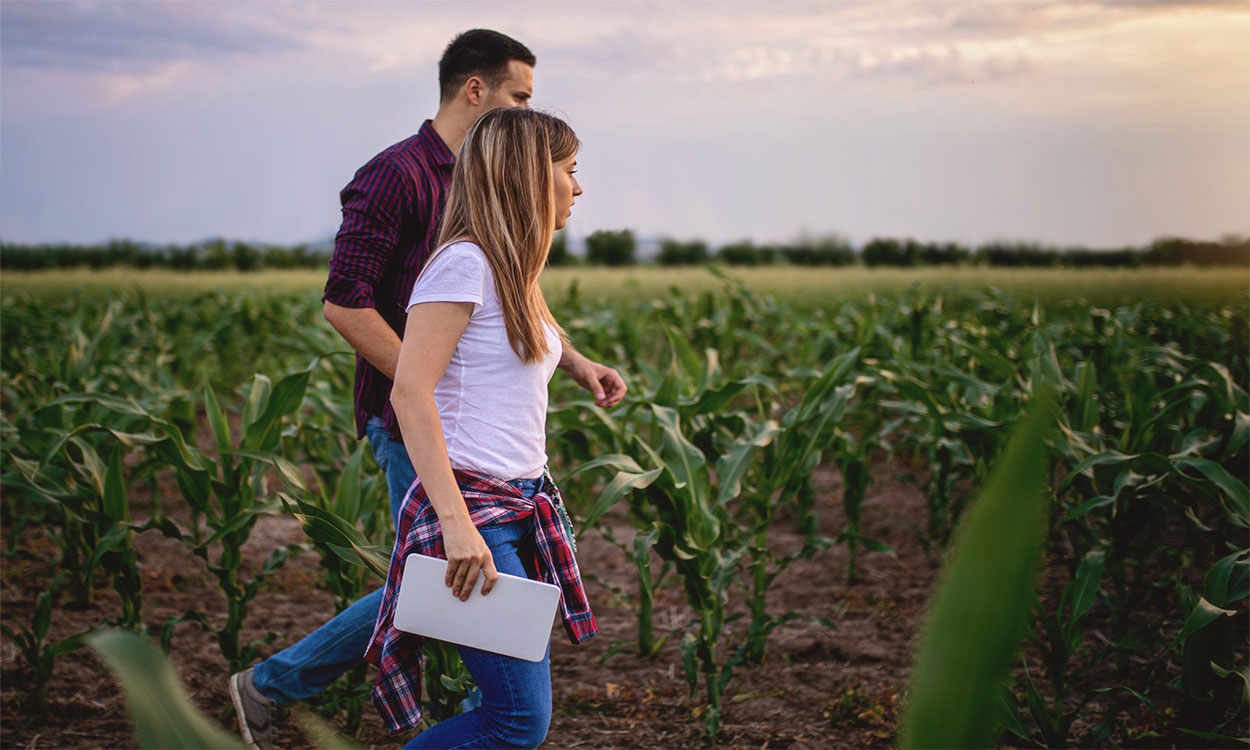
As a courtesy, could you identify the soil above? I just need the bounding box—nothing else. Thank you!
[0,456,1220,749]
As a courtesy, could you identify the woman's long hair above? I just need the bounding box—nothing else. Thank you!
[431,108,578,363]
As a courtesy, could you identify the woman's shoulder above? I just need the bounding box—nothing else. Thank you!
[433,239,488,264]
[412,239,496,309]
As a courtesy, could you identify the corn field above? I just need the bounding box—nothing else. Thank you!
[1,269,1246,748]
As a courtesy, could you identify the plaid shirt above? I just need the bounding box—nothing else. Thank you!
[322,120,455,441]
[364,468,597,735]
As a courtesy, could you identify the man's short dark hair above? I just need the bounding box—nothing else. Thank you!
[439,29,536,103]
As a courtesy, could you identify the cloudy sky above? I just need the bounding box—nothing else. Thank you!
[1,0,1247,250]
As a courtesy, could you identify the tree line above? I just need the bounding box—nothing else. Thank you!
[1,233,1246,271]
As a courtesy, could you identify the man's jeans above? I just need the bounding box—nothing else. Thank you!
[403,488,551,750]
[252,417,413,704]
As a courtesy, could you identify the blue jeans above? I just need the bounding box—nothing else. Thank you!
[252,417,414,704]
[404,498,552,750]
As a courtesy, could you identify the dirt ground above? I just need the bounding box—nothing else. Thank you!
[0,457,1217,749]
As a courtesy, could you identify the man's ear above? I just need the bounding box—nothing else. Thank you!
[464,75,486,106]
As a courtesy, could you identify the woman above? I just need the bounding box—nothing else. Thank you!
[365,108,614,749]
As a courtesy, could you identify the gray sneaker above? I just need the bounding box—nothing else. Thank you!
[228,668,278,750]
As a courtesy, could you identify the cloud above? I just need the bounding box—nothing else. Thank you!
[0,1,300,73]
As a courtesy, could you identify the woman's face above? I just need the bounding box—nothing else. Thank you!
[552,155,582,231]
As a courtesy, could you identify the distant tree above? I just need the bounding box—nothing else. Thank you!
[231,241,261,271]
[657,238,709,265]
[717,240,776,265]
[918,241,970,265]
[585,229,635,266]
[781,236,856,266]
[862,238,903,266]
[976,241,1060,267]
[1144,236,1249,266]
[197,239,230,270]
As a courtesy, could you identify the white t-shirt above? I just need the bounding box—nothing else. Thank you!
[405,241,561,480]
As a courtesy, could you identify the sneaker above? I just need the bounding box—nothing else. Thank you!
[228,668,277,750]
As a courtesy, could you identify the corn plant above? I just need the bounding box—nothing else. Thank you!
[1172,548,1249,740]
[0,576,86,712]
[900,387,1055,749]
[280,492,479,724]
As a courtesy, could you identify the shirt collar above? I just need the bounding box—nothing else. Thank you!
[418,120,456,167]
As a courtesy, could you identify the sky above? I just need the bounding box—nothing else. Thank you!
[1,0,1247,251]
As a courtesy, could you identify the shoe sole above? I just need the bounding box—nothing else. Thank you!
[228,672,260,750]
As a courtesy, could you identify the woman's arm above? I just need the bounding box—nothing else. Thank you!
[391,301,498,601]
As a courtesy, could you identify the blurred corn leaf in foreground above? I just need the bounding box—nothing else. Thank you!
[900,387,1056,749]
[89,629,360,750]
[88,629,244,750]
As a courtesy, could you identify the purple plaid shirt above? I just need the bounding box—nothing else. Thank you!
[364,468,597,734]
[322,120,455,441]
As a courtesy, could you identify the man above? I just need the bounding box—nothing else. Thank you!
[229,29,625,749]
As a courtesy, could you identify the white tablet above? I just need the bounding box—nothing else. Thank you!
[392,553,562,662]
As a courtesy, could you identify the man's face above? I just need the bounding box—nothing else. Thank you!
[480,60,534,112]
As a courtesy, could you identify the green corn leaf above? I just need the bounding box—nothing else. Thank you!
[173,469,212,515]
[686,381,748,416]
[1178,728,1250,745]
[243,366,313,452]
[281,494,390,579]
[88,629,246,750]
[715,420,781,505]
[1172,457,1249,527]
[88,523,130,571]
[1224,411,1249,462]
[664,324,703,384]
[1171,597,1237,648]
[559,453,645,484]
[653,358,681,407]
[333,443,365,521]
[1060,495,1115,524]
[46,392,153,420]
[291,706,362,750]
[651,405,711,508]
[579,468,663,533]
[1204,549,1249,608]
[241,373,272,435]
[679,631,699,695]
[327,542,391,580]
[1058,450,1137,492]
[70,436,108,499]
[900,386,1055,750]
[946,334,1016,381]
[203,383,232,453]
[33,588,52,643]
[793,348,859,424]
[197,500,281,548]
[633,526,660,602]
[151,423,213,474]
[226,450,307,492]
[1067,549,1105,626]
[103,447,128,522]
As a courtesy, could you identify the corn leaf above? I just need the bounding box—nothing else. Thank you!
[900,386,1055,749]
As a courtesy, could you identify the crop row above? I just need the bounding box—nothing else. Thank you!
[1,276,1246,745]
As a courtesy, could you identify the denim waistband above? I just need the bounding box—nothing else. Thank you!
[507,477,543,498]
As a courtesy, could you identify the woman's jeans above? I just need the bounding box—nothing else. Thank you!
[404,477,552,749]
[252,417,414,703]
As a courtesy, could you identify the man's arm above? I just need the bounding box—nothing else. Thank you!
[558,343,627,407]
[323,302,403,381]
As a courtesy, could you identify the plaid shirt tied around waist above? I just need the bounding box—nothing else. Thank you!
[364,468,597,734]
